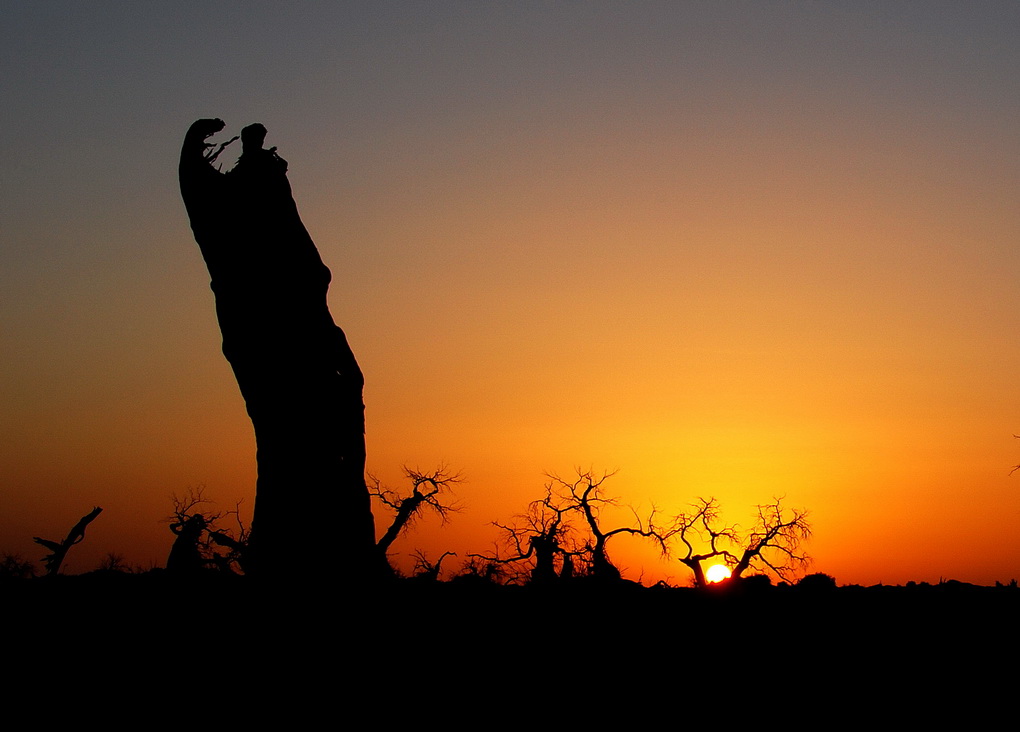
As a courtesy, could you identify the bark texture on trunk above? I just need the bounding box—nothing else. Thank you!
[179,119,377,580]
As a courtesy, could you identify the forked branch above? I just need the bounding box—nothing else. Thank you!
[371,466,463,557]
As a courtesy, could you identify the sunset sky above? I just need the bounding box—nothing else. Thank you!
[2,2,1019,585]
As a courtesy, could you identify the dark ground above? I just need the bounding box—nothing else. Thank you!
[5,573,1013,716]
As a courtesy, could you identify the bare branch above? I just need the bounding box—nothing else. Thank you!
[371,466,463,563]
[482,469,667,584]
[730,498,811,582]
[165,488,249,574]
[33,506,103,576]
[667,496,811,587]
[411,550,456,581]
[204,135,239,164]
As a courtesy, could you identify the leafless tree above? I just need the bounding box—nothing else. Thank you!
[166,487,250,574]
[455,556,507,585]
[671,497,739,588]
[476,470,668,584]
[729,499,811,582]
[410,550,456,582]
[166,488,218,573]
[369,466,462,571]
[548,470,668,581]
[472,486,580,585]
[668,497,810,587]
[206,505,252,575]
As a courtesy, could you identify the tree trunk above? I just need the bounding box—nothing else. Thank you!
[681,557,707,588]
[589,536,622,581]
[179,119,377,581]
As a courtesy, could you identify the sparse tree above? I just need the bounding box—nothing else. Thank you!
[410,550,456,582]
[668,497,811,587]
[206,515,251,575]
[549,470,668,581]
[476,470,668,584]
[369,466,461,573]
[672,497,739,588]
[729,499,811,582]
[166,488,250,574]
[472,486,580,585]
[454,556,507,586]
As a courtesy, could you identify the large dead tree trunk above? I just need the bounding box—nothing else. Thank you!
[179,119,377,580]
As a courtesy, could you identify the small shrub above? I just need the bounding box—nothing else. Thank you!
[0,553,37,579]
[798,572,837,592]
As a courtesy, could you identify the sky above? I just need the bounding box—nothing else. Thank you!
[2,2,1019,585]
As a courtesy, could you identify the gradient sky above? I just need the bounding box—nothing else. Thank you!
[2,2,1018,584]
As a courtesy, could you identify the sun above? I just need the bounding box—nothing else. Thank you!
[705,564,732,584]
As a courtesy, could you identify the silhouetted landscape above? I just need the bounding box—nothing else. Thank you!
[6,118,1018,633]
[4,6,1018,705]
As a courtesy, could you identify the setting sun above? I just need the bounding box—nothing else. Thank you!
[706,565,732,584]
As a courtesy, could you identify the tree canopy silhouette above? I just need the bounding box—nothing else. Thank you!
[180,119,376,580]
[369,466,462,573]
[670,497,811,587]
[476,470,668,584]
[165,487,250,575]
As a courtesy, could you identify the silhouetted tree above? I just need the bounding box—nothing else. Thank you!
[370,467,461,573]
[453,556,507,586]
[729,499,811,582]
[206,523,251,575]
[549,471,668,581]
[166,488,250,574]
[180,119,375,579]
[410,550,456,582]
[33,506,103,576]
[166,489,219,574]
[669,498,811,587]
[477,470,667,584]
[473,484,581,585]
[671,498,739,588]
